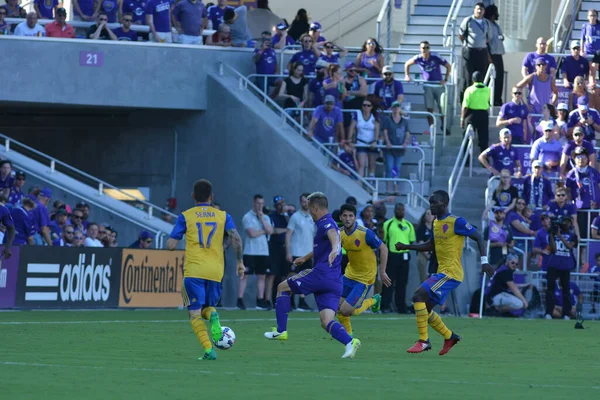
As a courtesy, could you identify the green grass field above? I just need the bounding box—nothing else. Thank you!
[0,309,598,399]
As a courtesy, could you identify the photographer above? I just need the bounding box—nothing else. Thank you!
[543,217,578,320]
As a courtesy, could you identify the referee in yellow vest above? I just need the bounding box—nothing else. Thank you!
[461,71,491,154]
[381,203,416,313]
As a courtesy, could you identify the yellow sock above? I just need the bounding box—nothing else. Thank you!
[201,307,216,320]
[353,298,375,316]
[414,302,429,341]
[190,314,212,350]
[337,313,353,335]
[428,311,452,340]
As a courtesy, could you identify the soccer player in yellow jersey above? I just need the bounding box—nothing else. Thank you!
[337,204,390,336]
[167,179,245,361]
[395,190,494,355]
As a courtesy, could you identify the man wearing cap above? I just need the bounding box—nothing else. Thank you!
[562,40,590,88]
[487,253,528,313]
[458,2,491,98]
[253,31,278,90]
[272,22,294,50]
[49,209,69,242]
[308,94,344,143]
[567,97,600,145]
[530,120,562,175]
[405,40,452,132]
[517,57,558,114]
[172,0,208,45]
[307,60,329,107]
[521,37,557,77]
[7,170,26,206]
[478,128,521,177]
[497,86,529,144]
[128,230,153,248]
[268,195,289,310]
[31,188,52,246]
[566,146,600,238]
[461,71,491,153]
[309,21,326,43]
[45,8,75,38]
[373,66,404,111]
[560,126,596,179]
[523,160,554,210]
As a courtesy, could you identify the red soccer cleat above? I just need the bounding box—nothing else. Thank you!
[439,333,461,356]
[406,340,432,353]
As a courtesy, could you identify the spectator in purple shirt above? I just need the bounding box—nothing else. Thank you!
[530,120,562,175]
[356,37,384,78]
[567,97,600,145]
[496,87,529,144]
[591,214,600,239]
[0,197,15,258]
[521,37,557,77]
[0,8,10,33]
[146,0,172,43]
[173,0,207,45]
[0,161,15,198]
[97,0,119,23]
[272,22,295,50]
[506,198,535,248]
[34,0,58,19]
[68,208,86,234]
[76,201,91,230]
[288,33,320,76]
[580,9,600,57]
[478,128,521,177]
[566,147,600,229]
[7,170,25,206]
[307,61,328,107]
[112,13,139,41]
[309,21,326,43]
[73,0,96,21]
[31,188,52,246]
[121,0,147,25]
[523,160,554,210]
[253,32,278,83]
[129,230,154,248]
[10,197,35,245]
[373,66,404,111]
[49,208,68,242]
[560,126,595,179]
[333,141,358,177]
[319,41,347,67]
[547,187,578,233]
[562,40,590,88]
[53,225,75,247]
[207,0,233,32]
[307,95,344,143]
[2,0,26,18]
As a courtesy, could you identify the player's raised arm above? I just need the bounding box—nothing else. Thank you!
[167,214,187,250]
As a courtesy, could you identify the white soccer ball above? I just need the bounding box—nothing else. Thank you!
[214,326,236,350]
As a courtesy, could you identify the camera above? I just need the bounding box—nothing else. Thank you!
[549,216,562,234]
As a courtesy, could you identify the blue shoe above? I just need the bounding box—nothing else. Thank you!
[199,348,217,360]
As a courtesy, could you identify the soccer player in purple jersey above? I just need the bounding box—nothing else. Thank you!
[264,192,361,359]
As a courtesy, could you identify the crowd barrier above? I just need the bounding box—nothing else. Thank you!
[0,245,185,309]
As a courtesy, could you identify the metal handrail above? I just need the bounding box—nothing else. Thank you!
[0,133,176,219]
[448,124,475,212]
[443,0,465,48]
[371,178,415,202]
[483,63,496,116]
[218,62,377,195]
[376,0,392,64]
[552,0,583,54]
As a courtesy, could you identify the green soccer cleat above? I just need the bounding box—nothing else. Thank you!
[342,338,361,359]
[371,294,382,313]
[198,348,217,361]
[264,327,288,340]
[209,311,223,343]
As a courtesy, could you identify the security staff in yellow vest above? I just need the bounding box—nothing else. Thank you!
[381,203,416,313]
[461,71,491,154]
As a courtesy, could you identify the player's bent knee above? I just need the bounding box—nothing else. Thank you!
[339,302,354,317]
[412,288,428,304]
[277,280,290,294]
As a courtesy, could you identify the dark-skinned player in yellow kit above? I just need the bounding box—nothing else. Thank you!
[395,190,494,355]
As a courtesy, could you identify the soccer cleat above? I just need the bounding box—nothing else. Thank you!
[264,327,288,340]
[256,299,268,311]
[439,333,461,356]
[209,311,223,343]
[341,338,361,359]
[371,294,382,313]
[198,348,217,361]
[544,314,552,320]
[236,298,246,310]
[406,339,432,353]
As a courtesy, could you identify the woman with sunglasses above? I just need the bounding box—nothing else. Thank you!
[348,99,379,179]
[484,209,515,268]
[320,41,347,67]
[321,64,346,109]
[287,33,319,76]
[568,76,590,112]
[355,38,385,78]
[506,197,536,252]
[533,103,559,142]
[277,62,308,115]
[341,62,368,129]
[559,125,596,179]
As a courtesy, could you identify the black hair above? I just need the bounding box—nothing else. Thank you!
[361,37,383,53]
[484,4,499,20]
[474,2,486,9]
[253,194,264,201]
[0,160,12,168]
[193,179,212,203]
[340,203,357,216]
[224,8,235,22]
[431,190,450,204]
[295,8,308,23]
[420,40,430,47]
[300,192,311,201]
[257,0,270,10]
[261,31,272,36]
[394,202,405,209]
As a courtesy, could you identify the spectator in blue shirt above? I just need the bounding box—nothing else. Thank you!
[374,66,404,111]
[10,197,36,245]
[0,195,15,258]
[49,208,69,242]
[530,120,562,176]
[54,225,75,247]
[128,230,153,248]
[7,170,25,207]
[31,188,52,246]
[272,22,295,50]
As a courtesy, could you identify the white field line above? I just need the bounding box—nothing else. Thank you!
[0,360,598,390]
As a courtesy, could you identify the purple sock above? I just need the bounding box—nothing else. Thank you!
[326,320,352,346]
[276,292,291,333]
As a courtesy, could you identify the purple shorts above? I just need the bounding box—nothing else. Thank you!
[287,268,342,312]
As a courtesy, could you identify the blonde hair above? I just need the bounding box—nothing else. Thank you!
[495,169,511,198]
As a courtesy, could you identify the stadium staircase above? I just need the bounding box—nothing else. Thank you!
[572,1,600,46]
[0,134,175,246]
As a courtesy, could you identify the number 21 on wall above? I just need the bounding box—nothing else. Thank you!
[196,222,217,248]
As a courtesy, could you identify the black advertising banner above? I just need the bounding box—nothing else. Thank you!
[15,247,122,309]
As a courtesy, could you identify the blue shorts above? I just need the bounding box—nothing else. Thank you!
[182,278,222,310]
[341,276,372,308]
[421,273,461,306]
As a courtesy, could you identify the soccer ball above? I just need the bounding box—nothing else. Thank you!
[213,326,236,350]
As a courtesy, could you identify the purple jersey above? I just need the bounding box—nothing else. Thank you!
[529,74,553,114]
[373,79,404,109]
[320,53,340,65]
[563,139,594,158]
[506,211,530,238]
[523,176,554,209]
[322,77,343,108]
[337,150,356,173]
[358,52,380,78]
[10,206,34,245]
[533,228,551,269]
[530,137,562,168]
[207,4,233,32]
[567,108,600,142]
[100,0,119,23]
[253,48,277,75]
[555,282,581,306]
[484,143,518,174]
[410,53,448,81]
[592,215,600,233]
[313,105,343,143]
[548,231,577,270]
[35,0,58,19]
[122,0,147,24]
[113,27,138,41]
[0,205,14,230]
[313,213,342,277]
[581,22,600,55]
[498,101,529,141]
[272,33,294,47]
[0,174,14,190]
[7,187,23,206]
[75,0,95,17]
[290,50,318,76]
[561,55,590,83]
[31,199,50,232]
[308,78,325,107]
[547,199,577,219]
[522,52,557,75]
[566,167,600,209]
[173,0,206,36]
[145,0,171,33]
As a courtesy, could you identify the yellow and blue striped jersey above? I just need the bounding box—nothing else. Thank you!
[169,203,236,282]
[341,223,382,285]
[433,213,476,282]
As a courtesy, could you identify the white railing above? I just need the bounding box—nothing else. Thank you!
[484,63,496,116]
[443,0,465,49]
[448,124,475,212]
[552,0,583,53]
[376,0,393,64]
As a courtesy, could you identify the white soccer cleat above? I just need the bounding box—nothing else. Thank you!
[341,338,361,359]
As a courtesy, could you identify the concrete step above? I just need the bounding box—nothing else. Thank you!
[409,15,448,25]
[432,165,490,177]
[580,1,600,11]
[402,35,444,46]
[431,174,490,188]
[405,25,445,36]
[414,5,470,17]
[417,0,453,6]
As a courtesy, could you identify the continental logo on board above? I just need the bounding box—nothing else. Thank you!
[119,249,185,308]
